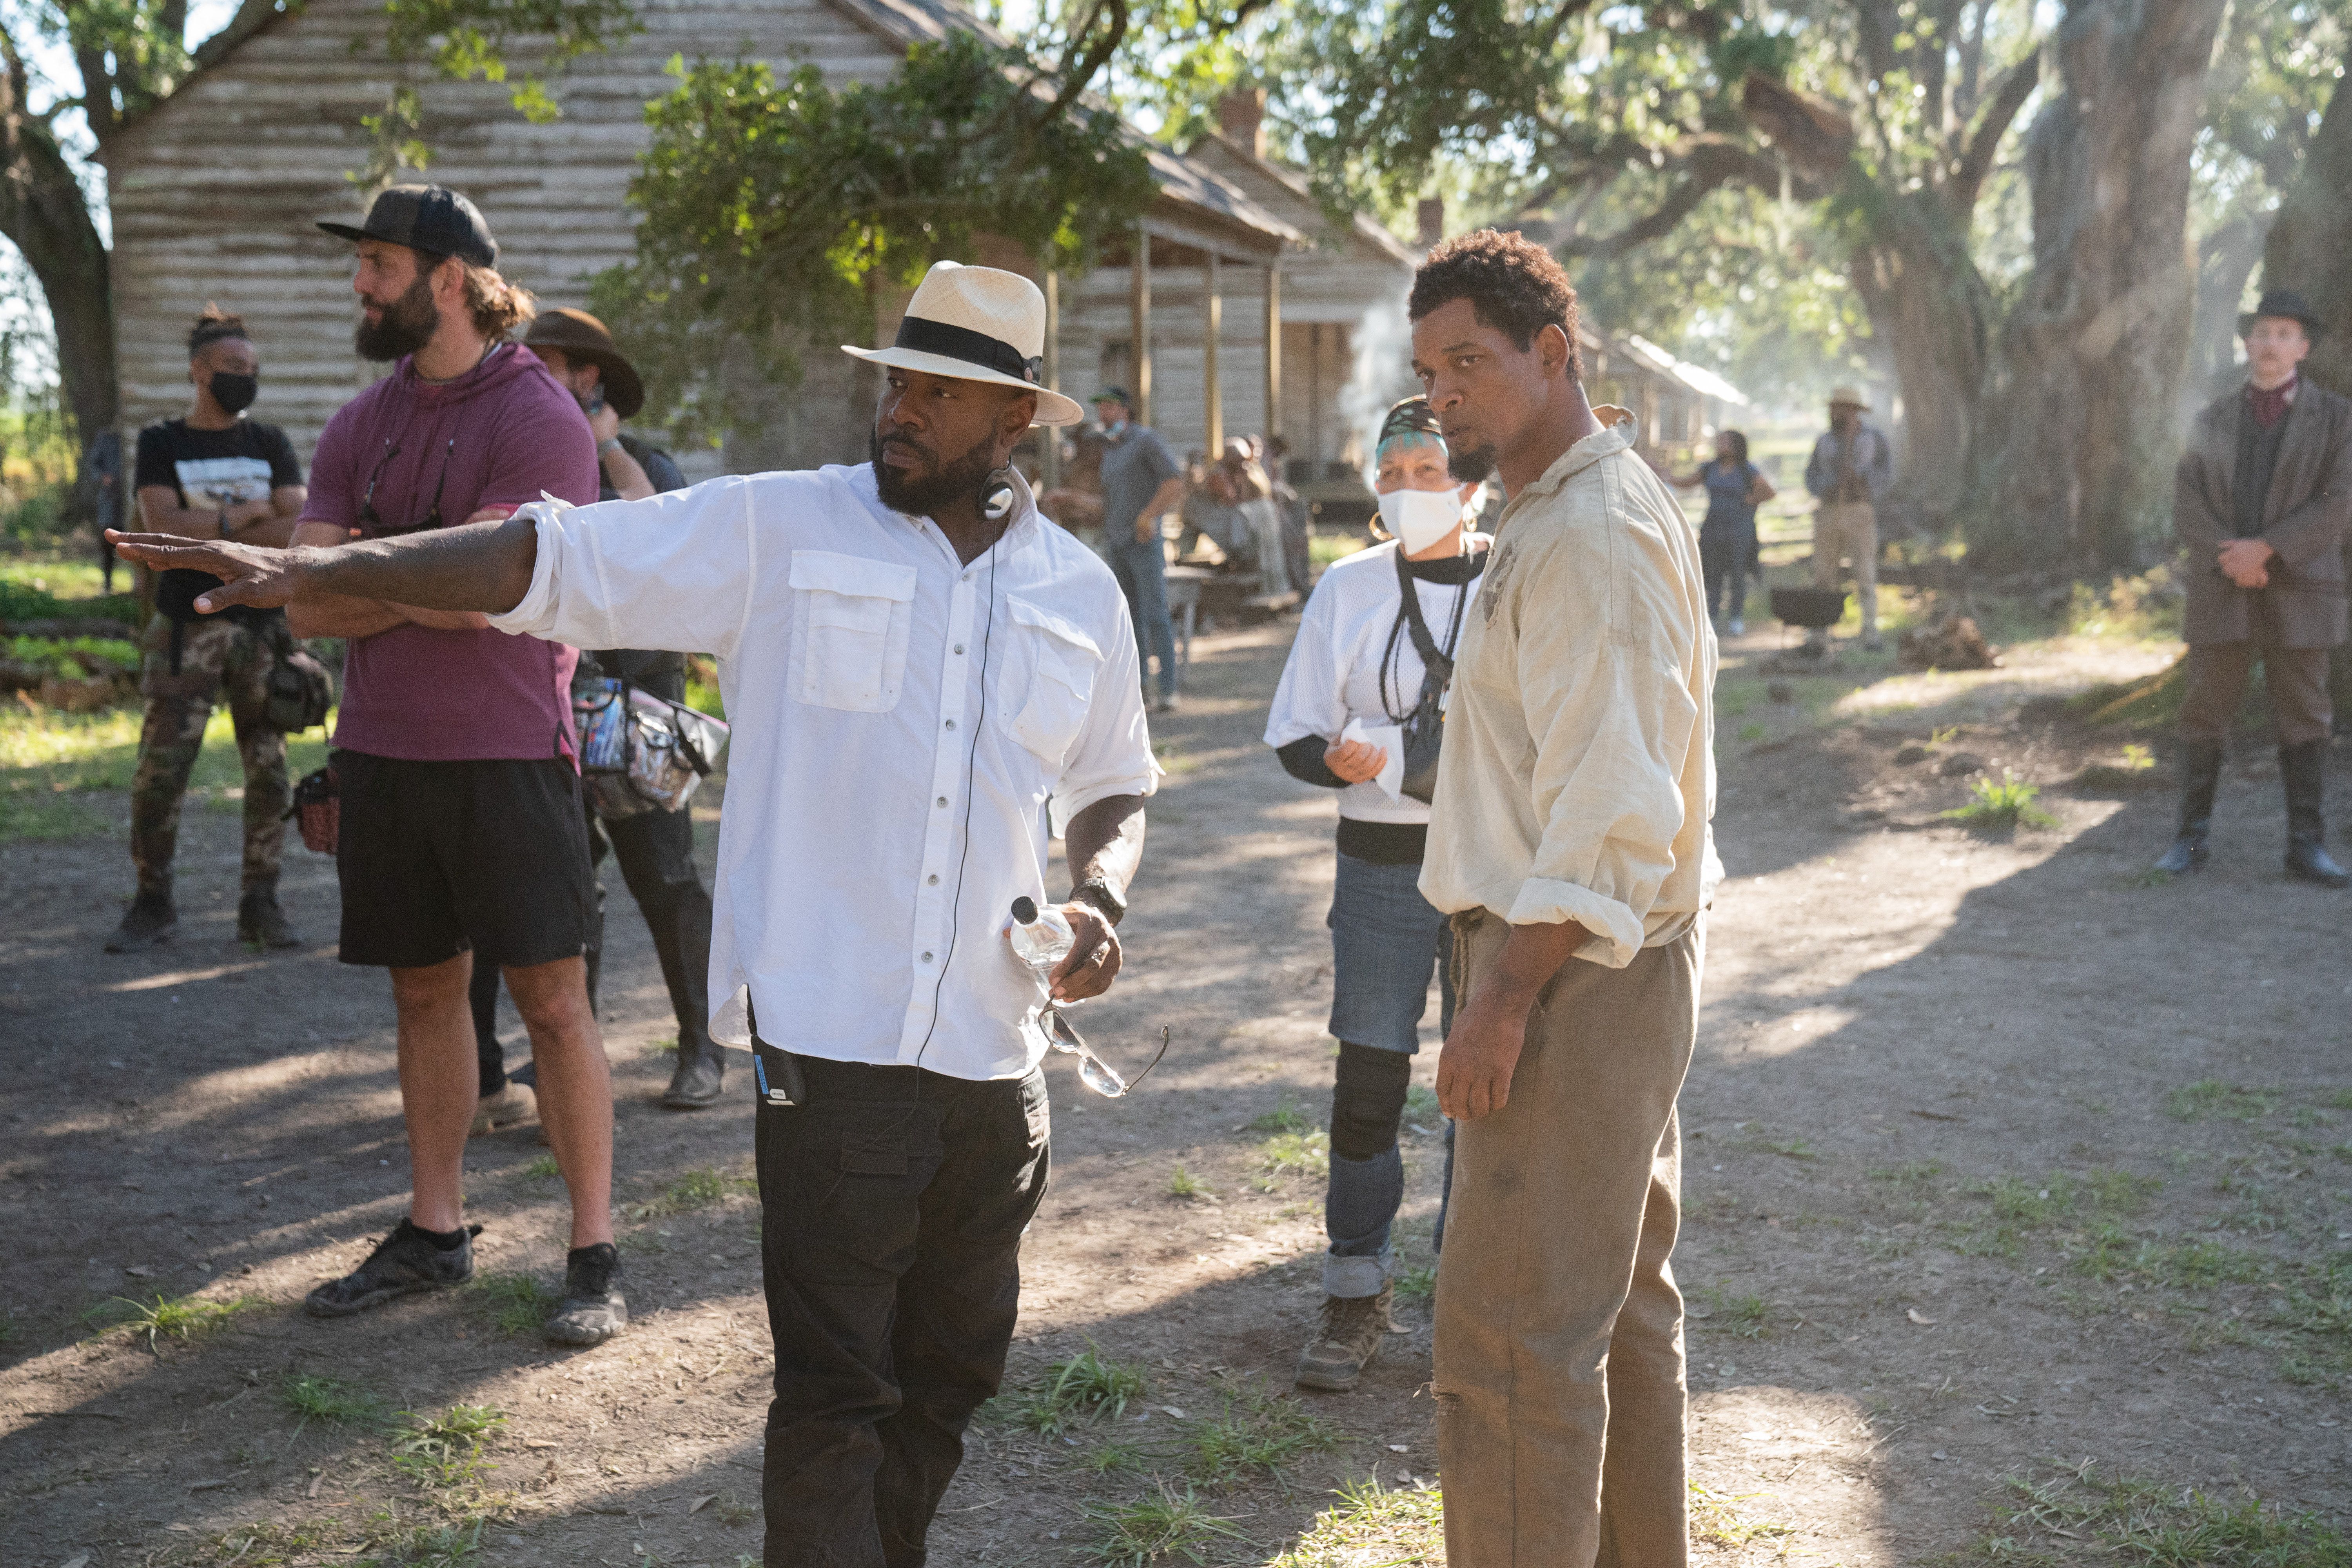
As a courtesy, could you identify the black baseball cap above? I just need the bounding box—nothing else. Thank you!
[318,184,498,268]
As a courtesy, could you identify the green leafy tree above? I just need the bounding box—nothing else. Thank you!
[588,34,1160,446]
[1272,0,2044,527]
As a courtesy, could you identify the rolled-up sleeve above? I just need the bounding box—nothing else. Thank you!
[488,475,759,659]
[1504,533,1699,967]
[1049,587,1160,832]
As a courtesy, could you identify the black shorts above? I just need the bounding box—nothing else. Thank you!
[334,750,595,971]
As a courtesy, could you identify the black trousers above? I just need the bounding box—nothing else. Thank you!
[754,1056,1050,1568]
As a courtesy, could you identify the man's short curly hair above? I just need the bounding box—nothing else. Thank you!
[1408,229,1582,380]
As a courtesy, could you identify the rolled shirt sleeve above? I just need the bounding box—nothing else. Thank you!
[1498,525,1700,965]
[490,476,760,660]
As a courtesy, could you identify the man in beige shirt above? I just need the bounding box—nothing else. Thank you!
[1410,230,1719,1567]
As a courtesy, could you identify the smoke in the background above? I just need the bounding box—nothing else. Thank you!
[1339,288,1419,480]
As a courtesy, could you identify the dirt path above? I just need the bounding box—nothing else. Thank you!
[2,617,2347,1567]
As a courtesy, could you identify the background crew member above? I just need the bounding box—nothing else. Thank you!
[1093,385,1188,712]
[286,185,622,1346]
[111,260,1158,1568]
[1411,231,1718,1566]
[2156,288,2352,886]
[464,308,717,1131]
[1802,387,1892,652]
[1659,428,1773,636]
[107,305,307,954]
[1264,395,1483,1393]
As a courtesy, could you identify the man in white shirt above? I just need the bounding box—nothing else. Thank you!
[109,261,1158,1568]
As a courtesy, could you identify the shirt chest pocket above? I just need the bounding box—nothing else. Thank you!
[790,551,918,713]
[998,596,1103,769]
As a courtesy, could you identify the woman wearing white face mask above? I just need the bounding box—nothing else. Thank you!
[1263,396,1488,1393]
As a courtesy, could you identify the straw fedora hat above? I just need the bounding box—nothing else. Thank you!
[842,262,1084,426]
[1828,385,1869,410]
[524,308,646,419]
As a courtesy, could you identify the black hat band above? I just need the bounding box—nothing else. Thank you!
[893,315,1042,385]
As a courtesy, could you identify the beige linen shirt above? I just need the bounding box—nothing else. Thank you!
[1418,410,1721,967]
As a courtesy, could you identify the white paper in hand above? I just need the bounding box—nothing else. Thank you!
[1340,716,1407,802]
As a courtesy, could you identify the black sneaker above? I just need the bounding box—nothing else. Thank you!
[304,1219,478,1317]
[104,887,177,953]
[545,1243,628,1346]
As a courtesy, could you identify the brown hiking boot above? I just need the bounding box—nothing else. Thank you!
[105,885,177,953]
[238,884,302,949]
[1295,1283,1396,1392]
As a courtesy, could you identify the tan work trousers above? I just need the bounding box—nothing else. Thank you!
[2179,642,2333,748]
[1434,909,1702,1568]
[1811,501,1879,637]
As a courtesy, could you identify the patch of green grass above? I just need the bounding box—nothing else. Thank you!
[1690,1480,1800,1548]
[1267,1480,1444,1567]
[1168,1165,1213,1200]
[522,1154,561,1178]
[1402,1083,1440,1126]
[194,1521,340,1567]
[1078,1437,1147,1475]
[1082,1482,1246,1567]
[1013,1343,1148,1436]
[1261,1129,1331,1178]
[1958,1461,2352,1568]
[1250,1101,1315,1134]
[1310,532,1368,568]
[88,1290,257,1352]
[1870,1160,1946,1188]
[0,701,333,843]
[281,1373,387,1435]
[2165,1080,2285,1123]
[629,1165,751,1218]
[1184,1383,1345,1486]
[1696,1289,1773,1338]
[358,1516,488,1567]
[644,1034,679,1056]
[1738,720,1768,742]
[1766,1136,1818,1161]
[467,1273,552,1335]
[1942,771,2058,830]
[1394,1265,1437,1301]
[391,1404,506,1490]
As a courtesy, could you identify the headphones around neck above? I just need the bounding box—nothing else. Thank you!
[979,467,1016,523]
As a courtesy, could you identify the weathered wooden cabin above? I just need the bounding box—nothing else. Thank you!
[96,0,1417,490]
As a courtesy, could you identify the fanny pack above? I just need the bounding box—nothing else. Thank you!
[573,676,731,821]
[261,619,335,733]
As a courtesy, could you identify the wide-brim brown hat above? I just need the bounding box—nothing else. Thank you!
[843,261,1085,426]
[523,308,645,419]
[2238,289,2325,339]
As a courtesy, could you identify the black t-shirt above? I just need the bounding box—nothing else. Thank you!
[134,417,304,617]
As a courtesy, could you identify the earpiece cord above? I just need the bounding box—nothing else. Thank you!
[904,468,1014,1115]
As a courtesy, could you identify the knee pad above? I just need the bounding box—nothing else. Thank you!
[1329,1042,1413,1163]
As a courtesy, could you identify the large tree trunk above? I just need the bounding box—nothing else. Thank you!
[1849,194,1999,534]
[2263,77,2352,393]
[1974,0,2225,574]
[0,47,117,472]
[2258,76,2352,720]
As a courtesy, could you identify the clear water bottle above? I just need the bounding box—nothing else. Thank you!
[1008,896,1074,972]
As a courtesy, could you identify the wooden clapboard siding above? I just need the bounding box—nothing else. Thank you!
[102,0,915,479]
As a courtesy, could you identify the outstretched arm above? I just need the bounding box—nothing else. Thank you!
[108,512,542,619]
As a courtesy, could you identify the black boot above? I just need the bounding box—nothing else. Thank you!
[237,878,302,949]
[660,1026,726,1109]
[105,880,177,953]
[2280,740,2351,886]
[2152,741,2223,875]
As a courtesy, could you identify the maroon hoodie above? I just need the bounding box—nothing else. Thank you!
[299,343,599,762]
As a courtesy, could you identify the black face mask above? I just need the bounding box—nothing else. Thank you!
[209,371,259,416]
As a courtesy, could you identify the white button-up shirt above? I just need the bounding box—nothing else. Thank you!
[490,463,1158,1080]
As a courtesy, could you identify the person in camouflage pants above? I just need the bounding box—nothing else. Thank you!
[116,611,296,948]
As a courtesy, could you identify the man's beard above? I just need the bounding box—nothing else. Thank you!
[355,273,439,363]
[1448,441,1497,485]
[870,426,998,516]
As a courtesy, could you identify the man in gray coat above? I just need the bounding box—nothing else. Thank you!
[2155,289,2352,887]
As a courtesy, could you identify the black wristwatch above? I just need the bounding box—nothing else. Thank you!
[1071,879,1126,927]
